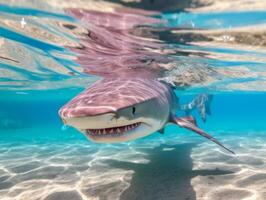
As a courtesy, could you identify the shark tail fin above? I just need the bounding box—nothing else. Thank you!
[172,115,235,155]
[181,94,213,122]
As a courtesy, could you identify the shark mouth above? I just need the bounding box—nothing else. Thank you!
[85,122,141,137]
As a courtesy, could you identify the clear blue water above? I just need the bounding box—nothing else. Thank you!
[0,1,266,200]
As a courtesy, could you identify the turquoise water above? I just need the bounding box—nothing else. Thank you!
[1,1,266,200]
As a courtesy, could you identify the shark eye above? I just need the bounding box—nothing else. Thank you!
[132,107,136,115]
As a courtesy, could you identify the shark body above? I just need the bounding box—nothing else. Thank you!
[59,77,234,154]
[59,78,175,143]
[59,8,234,154]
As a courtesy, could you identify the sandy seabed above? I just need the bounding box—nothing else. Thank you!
[0,130,265,200]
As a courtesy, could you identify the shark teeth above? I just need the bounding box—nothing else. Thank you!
[86,122,141,136]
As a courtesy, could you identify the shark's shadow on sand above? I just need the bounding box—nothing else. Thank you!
[105,143,234,200]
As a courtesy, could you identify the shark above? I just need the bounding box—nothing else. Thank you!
[58,8,235,154]
[59,77,234,154]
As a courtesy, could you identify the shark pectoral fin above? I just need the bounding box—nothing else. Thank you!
[172,116,235,155]
[176,116,197,126]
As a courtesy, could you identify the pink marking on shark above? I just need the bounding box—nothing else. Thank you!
[59,78,173,118]
[59,8,234,154]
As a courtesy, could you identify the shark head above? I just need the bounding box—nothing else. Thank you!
[59,78,174,143]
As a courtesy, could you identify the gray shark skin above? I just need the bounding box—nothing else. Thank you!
[59,77,234,154]
[59,78,177,143]
[59,8,234,154]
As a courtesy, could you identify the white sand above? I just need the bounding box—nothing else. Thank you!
[0,129,265,200]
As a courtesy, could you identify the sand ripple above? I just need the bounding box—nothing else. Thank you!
[191,132,266,200]
[0,131,265,200]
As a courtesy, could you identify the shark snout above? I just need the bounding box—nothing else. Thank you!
[64,112,121,129]
[59,104,120,118]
